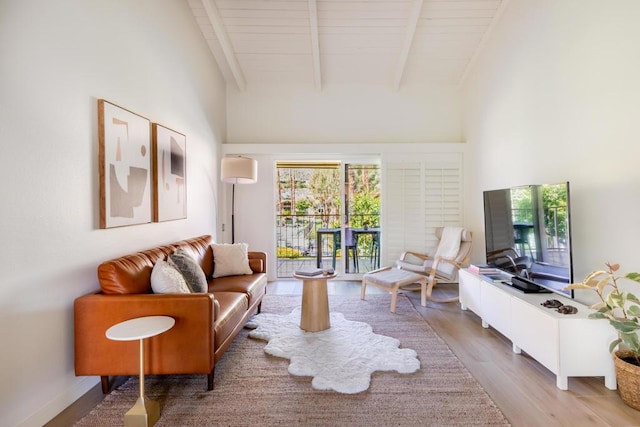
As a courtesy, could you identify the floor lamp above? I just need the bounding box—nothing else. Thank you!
[221,156,258,243]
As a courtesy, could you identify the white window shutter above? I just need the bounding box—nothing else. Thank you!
[381,154,463,265]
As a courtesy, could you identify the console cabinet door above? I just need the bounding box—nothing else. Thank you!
[511,298,558,373]
[459,269,481,314]
[480,281,512,338]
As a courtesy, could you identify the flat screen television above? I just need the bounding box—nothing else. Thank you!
[483,181,574,298]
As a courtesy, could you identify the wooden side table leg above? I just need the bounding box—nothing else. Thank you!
[125,338,160,427]
[300,278,331,332]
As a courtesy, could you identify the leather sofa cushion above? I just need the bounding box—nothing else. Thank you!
[210,273,267,307]
[213,292,248,349]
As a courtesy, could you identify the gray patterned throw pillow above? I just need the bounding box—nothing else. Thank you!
[168,247,208,293]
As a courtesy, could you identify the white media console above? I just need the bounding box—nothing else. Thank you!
[459,268,617,390]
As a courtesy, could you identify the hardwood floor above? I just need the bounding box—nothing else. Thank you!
[47,280,639,426]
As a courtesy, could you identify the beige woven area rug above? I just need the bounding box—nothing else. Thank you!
[75,294,510,426]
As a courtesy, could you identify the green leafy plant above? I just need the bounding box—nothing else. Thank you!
[277,247,302,259]
[565,262,640,364]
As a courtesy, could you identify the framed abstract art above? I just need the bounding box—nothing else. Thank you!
[152,123,187,222]
[98,99,152,228]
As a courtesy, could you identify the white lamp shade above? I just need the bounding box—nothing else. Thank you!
[221,156,258,184]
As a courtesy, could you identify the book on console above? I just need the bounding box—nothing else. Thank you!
[469,264,501,275]
[294,269,324,277]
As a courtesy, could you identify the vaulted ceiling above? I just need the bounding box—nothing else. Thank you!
[188,0,507,91]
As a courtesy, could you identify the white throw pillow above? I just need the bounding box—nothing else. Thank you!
[151,259,191,294]
[212,243,253,278]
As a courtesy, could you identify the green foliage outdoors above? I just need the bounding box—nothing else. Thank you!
[350,190,381,228]
[541,184,568,239]
[510,184,568,243]
[308,169,342,222]
[277,247,302,259]
[295,199,313,213]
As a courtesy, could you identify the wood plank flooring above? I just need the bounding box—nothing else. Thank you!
[47,280,640,426]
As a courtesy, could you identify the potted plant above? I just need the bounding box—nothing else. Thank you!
[565,262,640,410]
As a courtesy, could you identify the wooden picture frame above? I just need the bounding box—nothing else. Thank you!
[98,99,152,228]
[152,123,186,222]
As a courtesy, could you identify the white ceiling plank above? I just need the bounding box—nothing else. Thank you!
[232,39,312,54]
[414,25,489,34]
[220,17,311,27]
[217,0,308,10]
[308,0,322,90]
[417,17,494,27]
[421,8,499,18]
[225,25,311,34]
[319,1,414,12]
[320,26,406,35]
[320,10,414,20]
[239,54,313,72]
[394,0,424,90]
[423,1,501,11]
[202,0,246,91]
[459,0,509,86]
[219,9,310,19]
[320,34,405,48]
[319,18,408,28]
[187,0,507,89]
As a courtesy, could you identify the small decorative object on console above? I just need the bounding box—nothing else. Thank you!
[557,305,578,315]
[541,299,563,308]
[540,299,578,314]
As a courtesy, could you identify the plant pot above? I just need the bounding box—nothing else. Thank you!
[613,350,640,411]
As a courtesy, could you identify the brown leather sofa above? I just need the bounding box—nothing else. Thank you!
[74,235,267,393]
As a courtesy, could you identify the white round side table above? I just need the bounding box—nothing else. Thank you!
[106,316,175,427]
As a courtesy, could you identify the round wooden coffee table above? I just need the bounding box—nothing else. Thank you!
[294,272,337,332]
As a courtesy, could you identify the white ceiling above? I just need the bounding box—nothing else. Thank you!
[188,0,507,91]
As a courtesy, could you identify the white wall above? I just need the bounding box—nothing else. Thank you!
[463,0,640,302]
[0,1,225,425]
[226,83,463,143]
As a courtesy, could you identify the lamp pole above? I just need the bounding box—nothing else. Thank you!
[231,183,236,243]
[220,156,258,244]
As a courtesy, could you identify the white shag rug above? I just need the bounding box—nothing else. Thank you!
[246,307,420,394]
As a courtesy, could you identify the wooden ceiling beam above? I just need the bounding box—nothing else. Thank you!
[202,0,246,91]
[308,0,322,91]
[393,0,424,90]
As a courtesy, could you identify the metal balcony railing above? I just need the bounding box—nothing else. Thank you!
[276,214,380,277]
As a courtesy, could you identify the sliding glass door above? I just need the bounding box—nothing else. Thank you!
[343,163,381,275]
[275,161,380,278]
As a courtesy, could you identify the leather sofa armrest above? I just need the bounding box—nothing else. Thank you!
[74,292,216,376]
[248,251,267,274]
